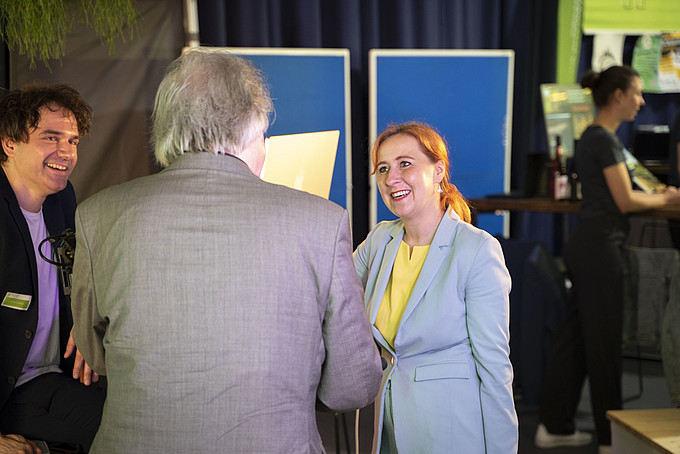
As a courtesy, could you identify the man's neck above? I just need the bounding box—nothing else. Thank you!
[1,165,45,212]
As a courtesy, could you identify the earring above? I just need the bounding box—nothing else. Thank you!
[437,183,443,194]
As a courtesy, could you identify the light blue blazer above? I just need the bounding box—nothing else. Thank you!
[354,210,518,453]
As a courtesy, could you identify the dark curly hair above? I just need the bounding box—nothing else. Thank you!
[0,83,92,163]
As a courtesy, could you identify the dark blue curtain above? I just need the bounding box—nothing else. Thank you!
[1,2,676,247]
[197,0,560,244]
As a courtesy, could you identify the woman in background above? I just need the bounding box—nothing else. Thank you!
[354,122,518,453]
[536,65,680,454]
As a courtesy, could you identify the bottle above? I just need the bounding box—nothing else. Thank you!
[550,135,570,200]
[566,157,582,201]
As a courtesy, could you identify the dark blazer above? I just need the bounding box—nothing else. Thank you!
[0,167,76,411]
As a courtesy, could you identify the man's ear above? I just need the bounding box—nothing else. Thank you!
[1,138,16,159]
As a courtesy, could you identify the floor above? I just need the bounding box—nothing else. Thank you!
[316,356,677,453]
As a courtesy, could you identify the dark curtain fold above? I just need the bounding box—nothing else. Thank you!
[503,0,562,246]
[197,0,557,244]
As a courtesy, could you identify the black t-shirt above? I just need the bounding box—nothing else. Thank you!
[669,113,680,187]
[574,125,631,219]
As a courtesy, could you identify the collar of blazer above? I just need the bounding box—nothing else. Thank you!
[372,210,462,350]
[1,167,39,272]
[166,151,254,176]
[0,166,18,206]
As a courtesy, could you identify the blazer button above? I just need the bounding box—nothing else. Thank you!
[24,330,33,339]
[390,356,395,365]
[7,376,16,385]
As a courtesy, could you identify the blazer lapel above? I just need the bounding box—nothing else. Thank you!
[1,170,37,279]
[397,211,458,331]
[368,224,404,326]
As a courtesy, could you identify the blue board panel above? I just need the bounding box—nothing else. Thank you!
[371,51,514,236]
[223,49,350,212]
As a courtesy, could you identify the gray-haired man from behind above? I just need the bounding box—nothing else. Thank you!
[71,48,383,453]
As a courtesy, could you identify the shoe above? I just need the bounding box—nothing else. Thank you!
[534,423,593,448]
[599,446,612,454]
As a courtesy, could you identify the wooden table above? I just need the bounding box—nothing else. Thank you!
[470,197,680,220]
[608,408,680,454]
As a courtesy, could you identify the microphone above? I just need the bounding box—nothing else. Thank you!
[39,229,76,295]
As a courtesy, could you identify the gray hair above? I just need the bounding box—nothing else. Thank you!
[151,48,274,167]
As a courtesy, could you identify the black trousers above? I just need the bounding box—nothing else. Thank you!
[0,372,105,451]
[539,214,629,446]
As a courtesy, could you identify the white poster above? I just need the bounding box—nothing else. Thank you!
[592,33,625,71]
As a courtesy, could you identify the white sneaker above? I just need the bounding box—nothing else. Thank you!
[534,423,593,448]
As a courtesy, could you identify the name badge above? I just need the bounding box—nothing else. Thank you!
[1,292,32,311]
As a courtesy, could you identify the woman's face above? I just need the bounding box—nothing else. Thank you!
[375,133,444,223]
[619,76,645,121]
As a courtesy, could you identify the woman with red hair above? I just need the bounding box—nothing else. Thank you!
[354,122,518,453]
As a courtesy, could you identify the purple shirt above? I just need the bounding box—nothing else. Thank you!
[17,208,62,387]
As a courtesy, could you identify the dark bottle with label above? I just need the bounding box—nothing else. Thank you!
[550,135,569,200]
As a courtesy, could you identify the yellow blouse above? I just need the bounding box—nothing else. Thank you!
[374,241,430,348]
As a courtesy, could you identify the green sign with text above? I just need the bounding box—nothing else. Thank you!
[584,0,680,33]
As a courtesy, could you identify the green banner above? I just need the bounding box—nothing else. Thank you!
[632,35,663,92]
[557,0,583,84]
[632,33,680,92]
[584,0,680,33]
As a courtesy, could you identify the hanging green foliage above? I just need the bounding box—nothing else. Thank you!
[0,0,138,68]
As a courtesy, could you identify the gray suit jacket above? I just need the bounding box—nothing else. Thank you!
[71,153,382,453]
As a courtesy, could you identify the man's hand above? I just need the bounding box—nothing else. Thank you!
[64,329,99,386]
[0,434,41,454]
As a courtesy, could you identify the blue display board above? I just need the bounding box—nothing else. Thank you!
[369,50,514,236]
[218,48,352,216]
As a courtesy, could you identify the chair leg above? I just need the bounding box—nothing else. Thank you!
[334,413,341,453]
[623,345,644,403]
[333,412,352,453]
[341,412,351,453]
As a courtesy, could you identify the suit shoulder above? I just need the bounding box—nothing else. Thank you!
[447,218,501,255]
[77,175,151,211]
[453,219,495,241]
[264,181,346,217]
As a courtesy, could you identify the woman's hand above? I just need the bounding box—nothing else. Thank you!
[604,162,680,212]
[662,186,680,206]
